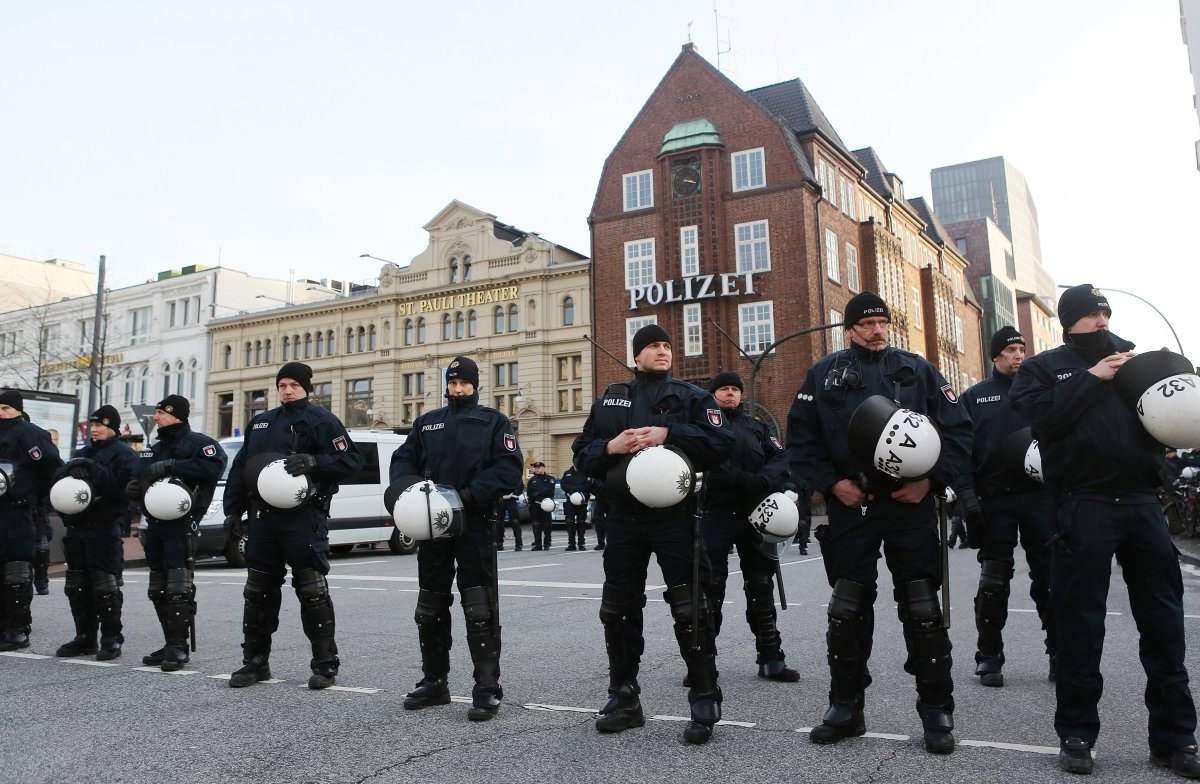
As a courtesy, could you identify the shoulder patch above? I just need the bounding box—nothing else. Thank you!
[769,435,783,451]
[28,446,42,461]
[332,435,348,452]
[940,383,959,404]
[203,444,217,457]
[707,409,724,427]
[503,433,516,452]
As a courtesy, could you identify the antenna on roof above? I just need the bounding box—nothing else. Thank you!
[713,2,732,70]
[686,20,693,43]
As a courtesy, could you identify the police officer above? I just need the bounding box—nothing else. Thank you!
[560,463,592,551]
[54,405,138,660]
[526,462,556,550]
[591,477,609,551]
[1010,285,1199,777]
[787,292,971,754]
[494,483,523,551]
[222,362,363,690]
[701,370,797,683]
[572,324,735,745]
[390,355,523,721]
[126,395,226,672]
[0,390,61,650]
[959,327,1057,688]
[792,482,813,554]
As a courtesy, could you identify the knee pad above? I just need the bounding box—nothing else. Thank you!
[460,586,493,631]
[3,561,30,585]
[89,572,120,596]
[414,589,453,625]
[147,570,167,602]
[598,582,645,626]
[292,568,330,606]
[828,578,874,623]
[663,583,704,624]
[64,569,88,597]
[166,568,194,601]
[895,579,942,631]
[743,573,775,610]
[243,568,283,604]
[978,560,1011,596]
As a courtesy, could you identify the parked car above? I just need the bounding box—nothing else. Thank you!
[172,429,416,566]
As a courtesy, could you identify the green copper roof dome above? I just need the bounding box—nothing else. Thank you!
[660,118,723,155]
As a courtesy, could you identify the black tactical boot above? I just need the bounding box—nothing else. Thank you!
[1150,745,1200,778]
[975,655,1004,687]
[810,702,866,744]
[0,630,29,651]
[404,677,451,709]
[595,682,645,733]
[308,658,339,690]
[1058,737,1094,774]
[143,648,166,666]
[758,658,800,682]
[56,635,99,657]
[920,708,955,754]
[229,657,272,688]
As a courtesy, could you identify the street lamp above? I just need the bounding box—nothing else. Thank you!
[255,294,291,306]
[360,253,398,265]
[709,319,844,417]
[1057,284,1185,356]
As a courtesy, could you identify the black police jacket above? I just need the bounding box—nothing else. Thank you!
[0,417,62,508]
[786,342,972,499]
[560,467,592,503]
[224,398,363,518]
[1009,333,1161,497]
[704,406,788,514]
[389,392,523,510]
[57,436,138,526]
[136,422,228,523]
[527,474,556,504]
[961,368,1043,498]
[571,370,735,516]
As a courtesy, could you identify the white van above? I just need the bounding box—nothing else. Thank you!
[189,429,415,566]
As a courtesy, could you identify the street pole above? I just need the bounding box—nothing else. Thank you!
[86,254,106,418]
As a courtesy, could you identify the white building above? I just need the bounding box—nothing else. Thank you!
[0,252,96,314]
[0,265,338,438]
[1182,0,1200,169]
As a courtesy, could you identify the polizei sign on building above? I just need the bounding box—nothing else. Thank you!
[628,272,757,310]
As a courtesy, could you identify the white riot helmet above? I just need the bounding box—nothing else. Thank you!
[620,445,695,509]
[748,492,800,543]
[391,480,465,540]
[848,395,943,480]
[1114,350,1200,449]
[1183,466,1200,481]
[143,477,195,521]
[539,497,555,512]
[999,427,1044,484]
[569,492,585,506]
[0,461,13,499]
[255,458,313,510]
[50,476,94,515]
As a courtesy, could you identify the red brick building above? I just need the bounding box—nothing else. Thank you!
[589,45,984,434]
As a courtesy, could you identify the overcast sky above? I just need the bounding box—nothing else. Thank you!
[2,0,1197,357]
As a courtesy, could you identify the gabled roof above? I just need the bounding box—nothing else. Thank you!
[747,79,855,163]
[852,147,897,201]
[908,197,955,248]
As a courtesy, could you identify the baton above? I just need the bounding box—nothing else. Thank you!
[691,483,703,651]
[937,494,951,629]
[775,558,788,610]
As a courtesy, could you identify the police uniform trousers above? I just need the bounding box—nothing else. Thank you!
[817,496,954,730]
[494,499,522,549]
[702,510,790,667]
[975,491,1057,668]
[1051,497,1197,751]
[413,513,501,701]
[530,507,552,549]
[564,502,588,549]
[0,506,36,644]
[61,520,125,649]
[240,506,338,674]
[143,520,197,659]
[599,510,720,722]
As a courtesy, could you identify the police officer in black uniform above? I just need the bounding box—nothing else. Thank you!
[390,355,523,721]
[494,483,523,551]
[591,477,609,551]
[960,327,1057,688]
[701,370,797,682]
[0,390,61,650]
[1010,285,1200,777]
[787,292,971,754]
[54,405,138,660]
[560,463,592,551]
[526,462,556,550]
[223,362,363,690]
[126,395,226,671]
[572,324,735,745]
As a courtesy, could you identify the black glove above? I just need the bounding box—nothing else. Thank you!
[64,458,92,481]
[125,480,144,501]
[224,514,246,541]
[145,459,174,482]
[958,487,986,549]
[459,487,476,508]
[283,453,317,476]
[736,471,769,494]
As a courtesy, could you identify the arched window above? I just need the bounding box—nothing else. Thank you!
[345,328,354,354]
[562,296,575,326]
[244,342,252,366]
[188,359,198,399]
[442,314,452,341]
[416,318,426,344]
[223,345,232,370]
[449,257,458,283]
[254,340,262,365]
[326,330,336,355]
[294,335,302,359]
[467,310,477,338]
[315,332,323,357]
[103,372,114,405]
[264,338,273,363]
[139,367,149,404]
[124,368,134,403]
[507,304,519,332]
[282,336,290,361]
[454,312,464,340]
[304,333,313,358]
[356,326,365,353]
[368,324,377,350]
[174,361,185,394]
[403,319,413,346]
[463,255,473,281]
[493,306,504,334]
[162,363,171,398]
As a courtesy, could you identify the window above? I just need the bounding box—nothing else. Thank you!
[0,332,16,356]
[555,353,584,413]
[403,319,413,346]
[217,393,233,438]
[162,363,172,397]
[311,382,332,410]
[732,148,765,191]
[830,310,845,351]
[735,220,770,272]
[680,226,699,276]
[562,297,574,327]
[624,239,656,289]
[305,333,314,358]
[683,303,702,356]
[912,287,923,329]
[493,306,504,335]
[129,307,152,345]
[954,316,965,353]
[123,369,134,404]
[368,324,377,350]
[413,320,424,345]
[463,256,472,281]
[403,372,425,397]
[77,318,94,352]
[138,367,148,404]
[345,379,373,428]
[449,257,458,284]
[246,389,268,419]
[825,229,840,283]
[326,330,337,355]
[254,340,262,365]
[955,238,968,254]
[41,323,61,353]
[845,243,860,292]
[345,328,353,354]
[466,311,476,338]
[625,315,657,365]
[174,360,185,395]
[282,336,290,361]
[442,314,452,341]
[739,301,775,355]
[494,363,518,389]
[840,177,857,219]
[188,359,198,399]
[244,342,252,367]
[454,312,464,340]
[264,338,273,363]
[507,304,518,333]
[222,345,232,370]
[622,169,653,211]
[355,327,364,353]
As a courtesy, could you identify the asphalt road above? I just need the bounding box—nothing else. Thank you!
[5,530,1200,784]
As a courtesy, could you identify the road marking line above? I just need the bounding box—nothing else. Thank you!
[332,561,388,567]
[450,695,472,704]
[959,740,1058,755]
[500,594,542,598]
[220,582,244,586]
[558,596,600,601]
[498,564,561,572]
[524,703,596,714]
[0,651,49,659]
[348,587,388,591]
[207,674,286,684]
[649,715,755,728]
[132,666,200,676]
[794,728,910,741]
[60,659,120,667]
[304,685,380,694]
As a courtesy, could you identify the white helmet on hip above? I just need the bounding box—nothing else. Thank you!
[569,491,585,506]
[255,458,313,510]
[391,480,464,540]
[1000,427,1044,483]
[50,476,94,515]
[143,477,195,521]
[0,461,13,499]
[1182,466,1199,481]
[622,445,695,509]
[539,497,555,512]
[848,395,942,480]
[748,492,800,543]
[1114,350,1200,448]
